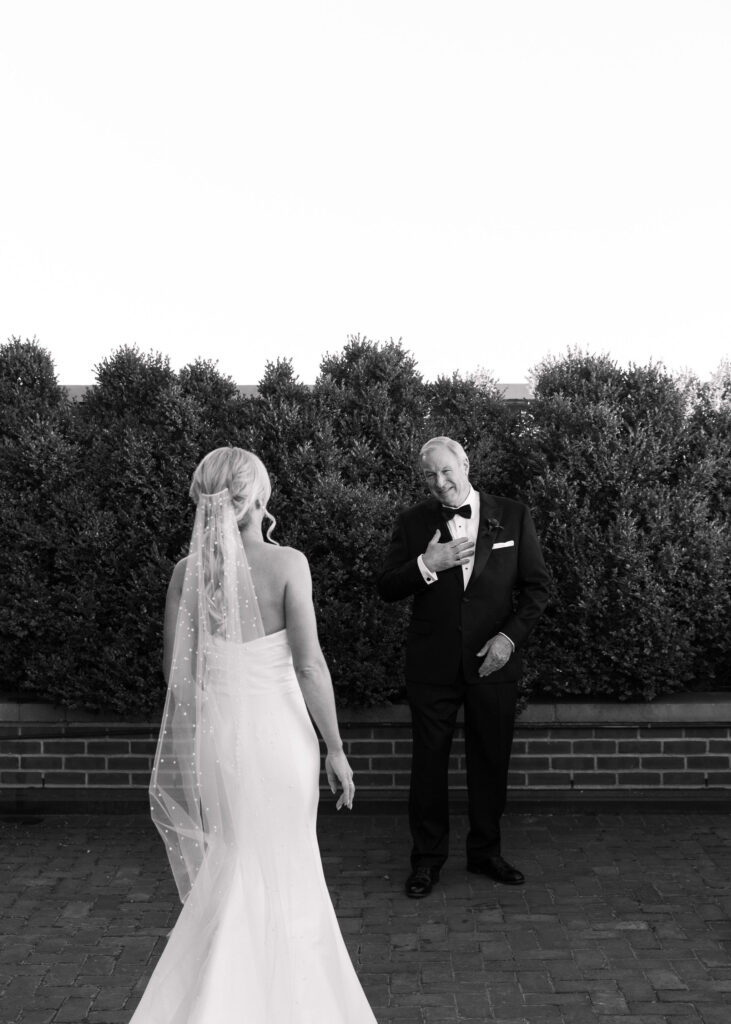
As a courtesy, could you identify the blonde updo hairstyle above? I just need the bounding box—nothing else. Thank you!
[190,446,277,543]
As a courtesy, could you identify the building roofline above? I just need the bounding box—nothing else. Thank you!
[63,382,533,401]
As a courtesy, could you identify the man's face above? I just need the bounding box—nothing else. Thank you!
[421,445,471,507]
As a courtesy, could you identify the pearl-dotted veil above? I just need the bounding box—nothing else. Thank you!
[149,488,265,902]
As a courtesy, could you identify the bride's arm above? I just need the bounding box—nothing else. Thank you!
[162,558,187,684]
[284,550,354,809]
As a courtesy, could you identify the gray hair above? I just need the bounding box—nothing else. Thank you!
[419,436,469,464]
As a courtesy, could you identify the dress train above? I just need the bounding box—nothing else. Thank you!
[130,629,377,1023]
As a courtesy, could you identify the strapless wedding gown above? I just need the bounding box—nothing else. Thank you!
[130,630,377,1023]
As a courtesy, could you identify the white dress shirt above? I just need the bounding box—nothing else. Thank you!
[417,487,514,652]
[418,487,479,586]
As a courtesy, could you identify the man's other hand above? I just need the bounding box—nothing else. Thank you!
[477,634,513,677]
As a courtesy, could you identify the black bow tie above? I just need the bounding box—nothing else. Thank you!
[441,503,472,520]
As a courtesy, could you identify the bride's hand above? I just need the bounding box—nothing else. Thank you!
[325,749,355,810]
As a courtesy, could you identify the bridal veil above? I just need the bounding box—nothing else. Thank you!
[149,488,265,902]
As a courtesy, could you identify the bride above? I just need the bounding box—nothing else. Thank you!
[130,447,378,1023]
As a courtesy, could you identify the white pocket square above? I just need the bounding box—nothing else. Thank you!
[492,540,514,549]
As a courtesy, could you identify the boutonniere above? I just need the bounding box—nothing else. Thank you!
[487,517,502,532]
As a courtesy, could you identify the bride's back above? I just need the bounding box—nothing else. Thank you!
[242,541,299,638]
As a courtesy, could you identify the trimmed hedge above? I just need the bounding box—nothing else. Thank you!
[1,336,729,715]
[518,356,731,700]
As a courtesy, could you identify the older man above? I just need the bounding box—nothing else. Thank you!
[377,436,550,898]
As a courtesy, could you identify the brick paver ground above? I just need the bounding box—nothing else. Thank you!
[1,808,730,1024]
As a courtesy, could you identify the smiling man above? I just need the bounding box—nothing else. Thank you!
[377,436,550,898]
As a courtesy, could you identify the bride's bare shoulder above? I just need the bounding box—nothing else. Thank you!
[165,555,189,607]
[170,555,189,584]
[267,544,309,571]
[246,541,306,564]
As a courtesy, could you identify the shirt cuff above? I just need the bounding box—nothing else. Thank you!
[417,554,438,584]
[498,632,515,652]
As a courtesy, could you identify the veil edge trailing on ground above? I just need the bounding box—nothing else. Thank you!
[148,488,265,902]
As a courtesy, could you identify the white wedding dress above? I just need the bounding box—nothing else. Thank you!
[130,629,377,1023]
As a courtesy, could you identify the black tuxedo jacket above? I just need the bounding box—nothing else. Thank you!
[377,492,550,685]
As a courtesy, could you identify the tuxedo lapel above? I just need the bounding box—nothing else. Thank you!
[425,500,452,544]
[467,493,502,591]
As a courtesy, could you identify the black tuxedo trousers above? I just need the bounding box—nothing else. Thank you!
[407,670,518,869]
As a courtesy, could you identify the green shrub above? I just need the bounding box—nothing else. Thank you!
[283,473,408,705]
[0,339,73,694]
[522,353,731,699]
[0,336,67,438]
[1,338,729,715]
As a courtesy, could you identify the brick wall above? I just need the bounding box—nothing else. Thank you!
[334,721,731,794]
[2,696,730,806]
[511,726,731,790]
[0,731,158,791]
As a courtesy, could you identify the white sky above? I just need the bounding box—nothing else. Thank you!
[1,1,729,386]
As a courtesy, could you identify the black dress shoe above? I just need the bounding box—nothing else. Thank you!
[467,855,525,885]
[405,866,439,898]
